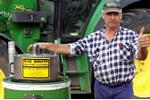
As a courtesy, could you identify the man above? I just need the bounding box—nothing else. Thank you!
[28,1,149,99]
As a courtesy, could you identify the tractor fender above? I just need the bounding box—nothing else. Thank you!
[0,33,23,53]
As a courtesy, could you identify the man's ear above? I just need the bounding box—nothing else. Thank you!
[102,16,104,19]
[102,13,105,19]
[120,13,123,19]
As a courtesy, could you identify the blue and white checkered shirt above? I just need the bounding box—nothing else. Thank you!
[69,26,139,85]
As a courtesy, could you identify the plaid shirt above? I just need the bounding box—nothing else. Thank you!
[69,26,139,85]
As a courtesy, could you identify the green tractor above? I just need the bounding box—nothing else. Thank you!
[0,0,150,98]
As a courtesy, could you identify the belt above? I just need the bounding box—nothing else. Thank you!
[99,80,132,87]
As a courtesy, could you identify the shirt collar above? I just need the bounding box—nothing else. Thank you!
[101,26,122,36]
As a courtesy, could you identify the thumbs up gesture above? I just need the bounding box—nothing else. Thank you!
[138,27,149,49]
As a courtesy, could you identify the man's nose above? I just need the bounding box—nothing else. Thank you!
[110,14,115,19]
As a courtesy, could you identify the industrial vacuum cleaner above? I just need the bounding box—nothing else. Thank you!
[2,41,71,99]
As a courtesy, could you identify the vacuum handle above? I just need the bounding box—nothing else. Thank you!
[32,43,55,55]
[32,44,40,55]
[8,41,15,76]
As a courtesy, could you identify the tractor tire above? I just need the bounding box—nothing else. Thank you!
[0,39,9,77]
[94,9,150,34]
[121,9,150,33]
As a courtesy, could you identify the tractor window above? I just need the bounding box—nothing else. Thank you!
[62,0,99,36]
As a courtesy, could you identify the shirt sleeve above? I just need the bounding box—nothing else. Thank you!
[68,43,76,56]
[69,31,101,57]
[68,31,99,56]
[69,37,88,56]
[131,31,139,59]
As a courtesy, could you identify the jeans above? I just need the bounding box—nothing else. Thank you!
[94,79,133,99]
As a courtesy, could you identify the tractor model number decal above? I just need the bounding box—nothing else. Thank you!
[15,5,25,11]
[15,5,32,11]
[22,58,50,79]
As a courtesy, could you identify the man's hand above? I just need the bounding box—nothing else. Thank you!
[137,27,149,60]
[138,27,149,48]
[28,42,50,52]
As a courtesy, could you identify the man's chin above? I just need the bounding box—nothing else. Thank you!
[109,25,118,29]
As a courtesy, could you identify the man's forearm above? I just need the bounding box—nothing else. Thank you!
[137,48,148,60]
[46,43,71,55]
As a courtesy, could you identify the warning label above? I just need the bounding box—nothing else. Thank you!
[22,58,50,67]
[21,58,50,79]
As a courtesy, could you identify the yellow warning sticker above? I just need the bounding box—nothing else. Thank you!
[22,58,50,67]
[21,58,50,79]
[23,67,49,78]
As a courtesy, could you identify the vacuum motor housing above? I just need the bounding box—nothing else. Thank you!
[13,54,60,82]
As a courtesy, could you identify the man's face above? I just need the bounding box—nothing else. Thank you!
[102,12,122,29]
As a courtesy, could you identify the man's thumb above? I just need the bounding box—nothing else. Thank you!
[139,26,145,36]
